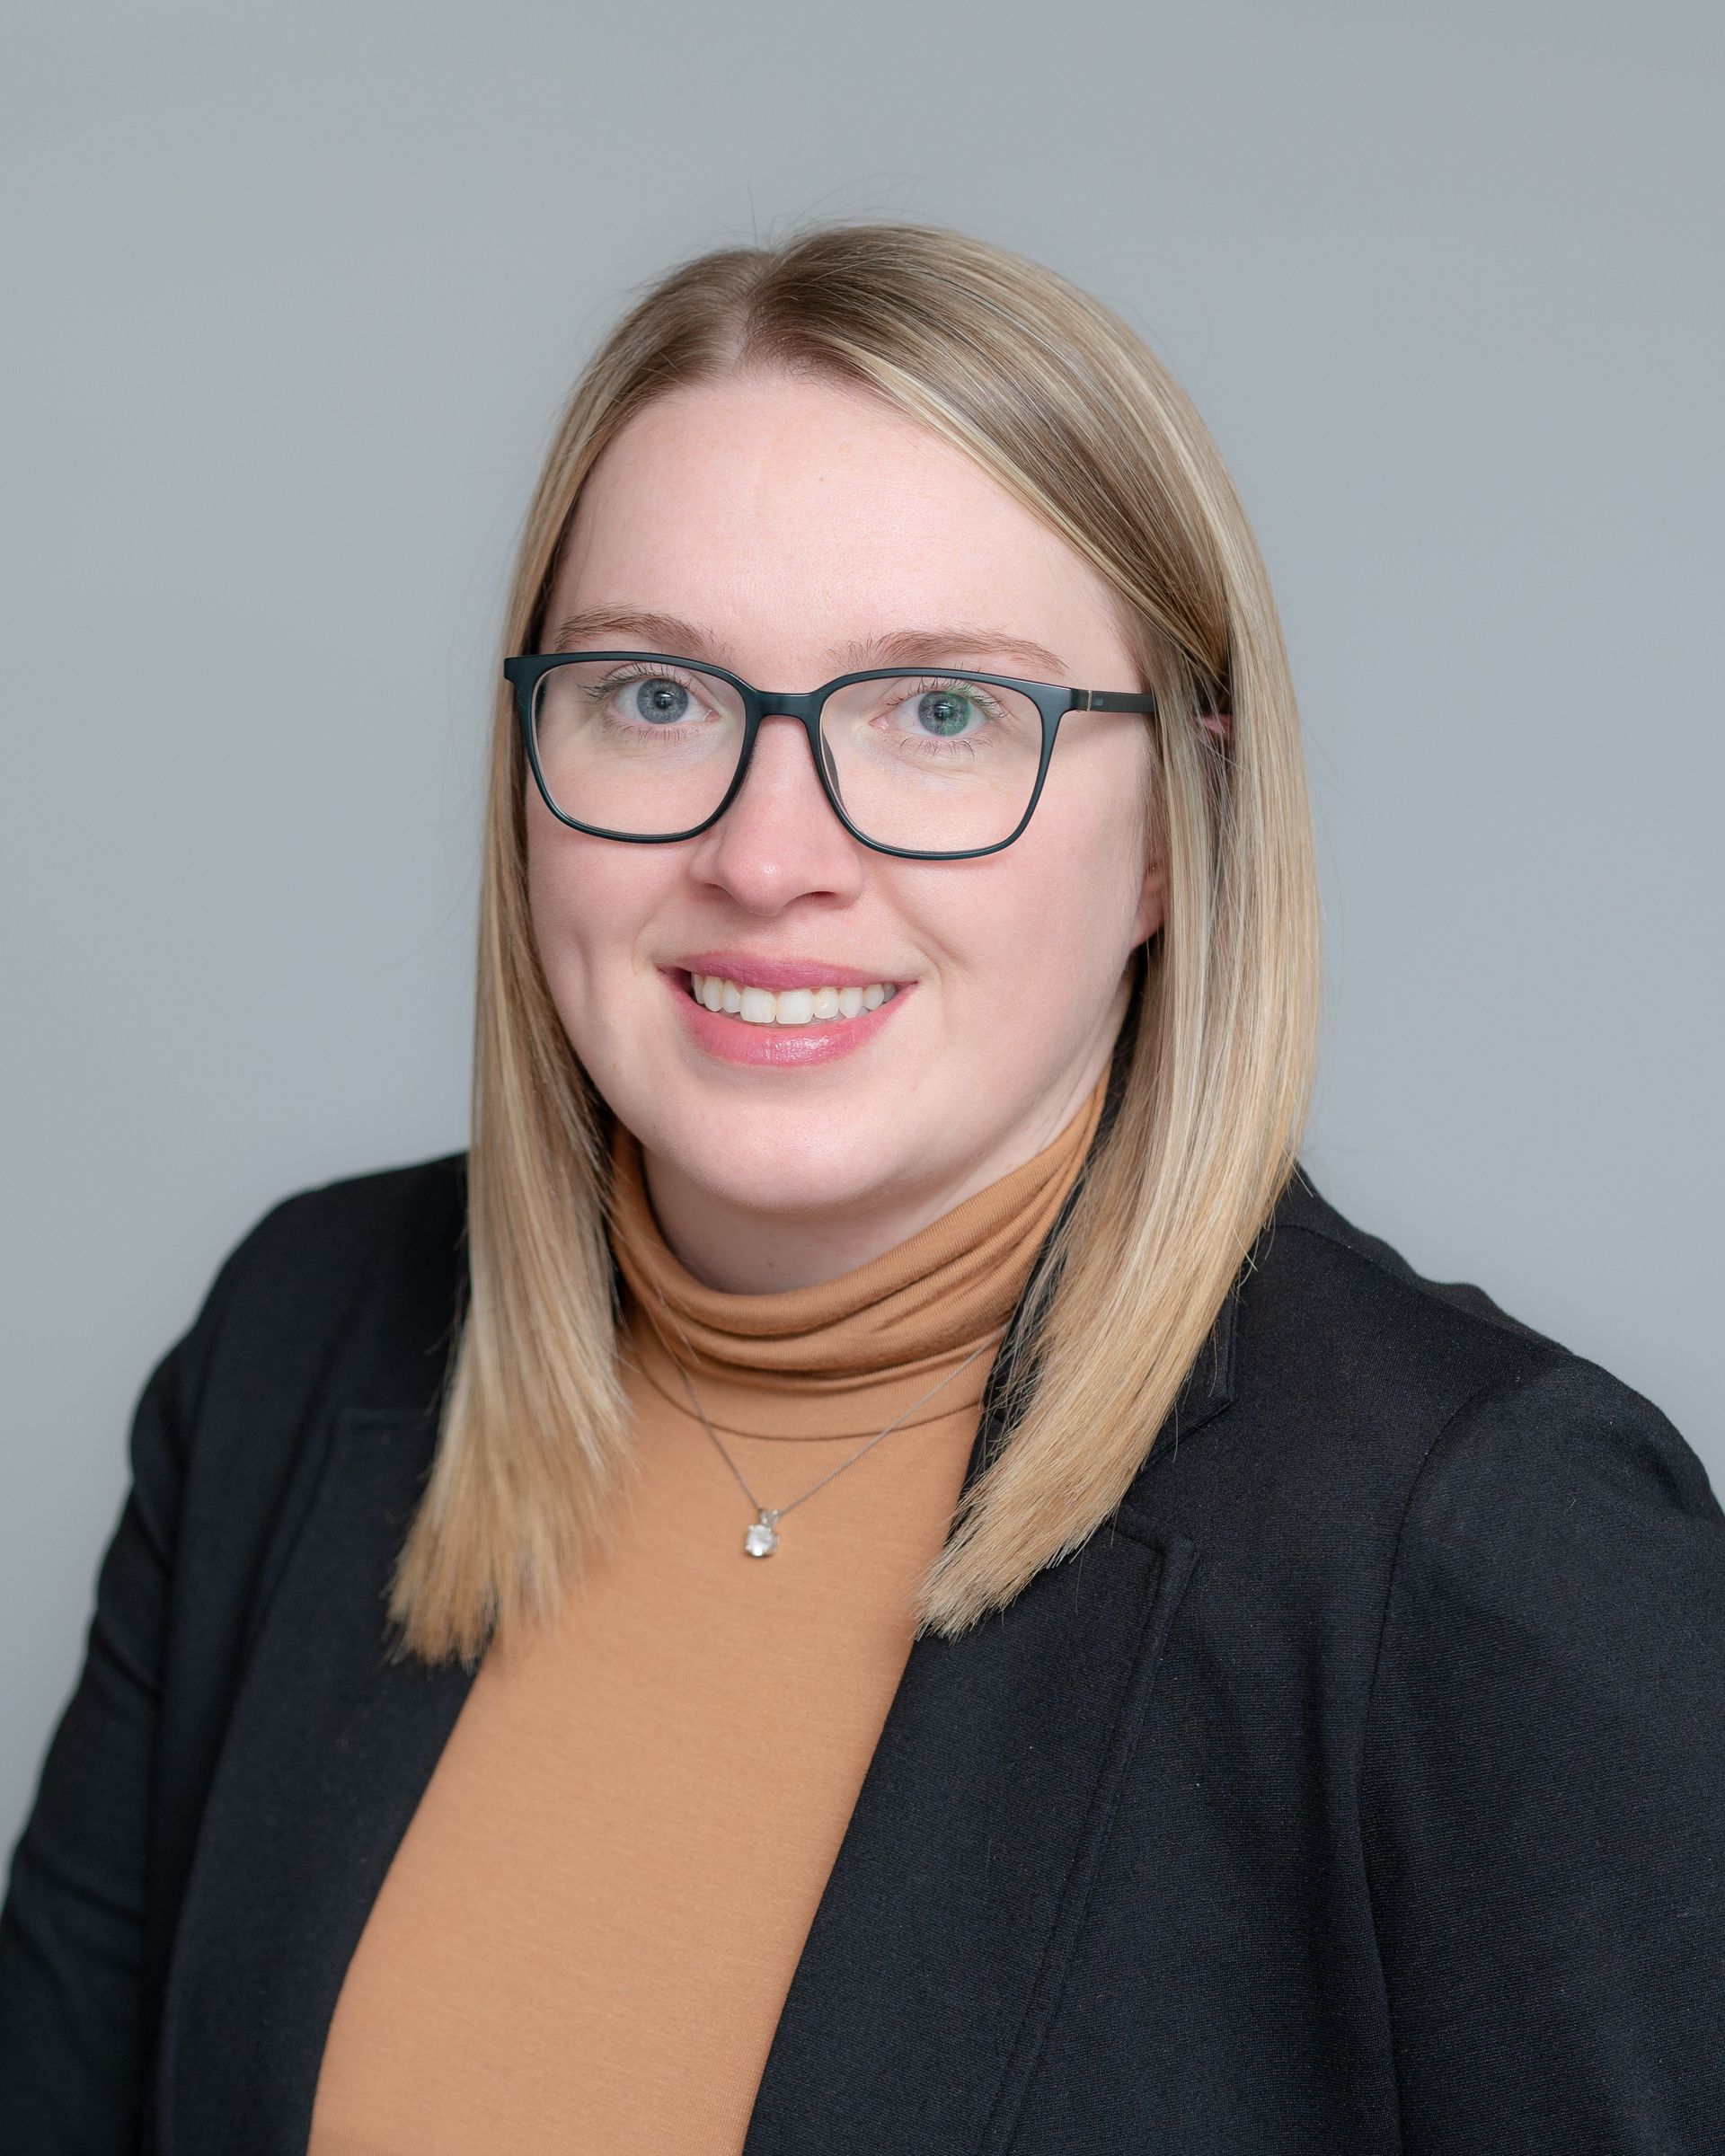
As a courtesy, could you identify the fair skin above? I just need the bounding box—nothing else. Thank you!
[526,367,1163,1292]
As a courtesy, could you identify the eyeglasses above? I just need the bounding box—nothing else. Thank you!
[503,649,1159,862]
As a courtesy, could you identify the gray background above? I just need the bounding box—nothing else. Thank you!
[3,1,1720,1846]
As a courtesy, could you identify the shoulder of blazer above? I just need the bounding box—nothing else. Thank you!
[1130,1156,1689,1515]
[1269,1162,1557,1348]
[189,1147,472,1424]
[1126,1158,1623,1501]
[157,1151,473,1658]
[1121,1163,1715,1798]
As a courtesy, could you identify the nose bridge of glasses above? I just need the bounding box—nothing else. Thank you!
[756,686,828,722]
[739,698,845,807]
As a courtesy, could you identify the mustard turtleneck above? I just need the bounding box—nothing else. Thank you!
[307,1065,1108,2156]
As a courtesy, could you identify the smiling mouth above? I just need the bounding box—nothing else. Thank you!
[684,968,901,1027]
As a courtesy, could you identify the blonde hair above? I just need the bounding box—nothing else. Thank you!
[386,221,1321,1666]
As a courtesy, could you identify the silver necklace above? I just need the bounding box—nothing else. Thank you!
[658,1328,1003,1558]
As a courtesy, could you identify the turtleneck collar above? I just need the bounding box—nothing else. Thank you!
[605,1065,1110,1441]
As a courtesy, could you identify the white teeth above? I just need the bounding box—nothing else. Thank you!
[739,985,777,1025]
[688,972,898,1027]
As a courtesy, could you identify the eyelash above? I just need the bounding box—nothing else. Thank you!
[891,675,1006,720]
[586,661,707,702]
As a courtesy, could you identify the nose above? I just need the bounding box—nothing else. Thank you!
[687,711,866,913]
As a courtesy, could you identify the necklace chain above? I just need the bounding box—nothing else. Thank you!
[643,1280,1002,1558]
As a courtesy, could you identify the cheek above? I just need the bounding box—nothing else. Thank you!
[924,782,1148,1023]
[523,802,671,1012]
[996,754,1151,965]
[523,808,586,976]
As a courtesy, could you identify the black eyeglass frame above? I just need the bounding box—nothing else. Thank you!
[503,649,1161,862]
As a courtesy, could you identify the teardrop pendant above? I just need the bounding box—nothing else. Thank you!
[743,1510,781,1558]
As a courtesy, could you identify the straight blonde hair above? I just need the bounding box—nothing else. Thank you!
[386,222,1322,1667]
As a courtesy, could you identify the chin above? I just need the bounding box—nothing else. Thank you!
[659,1104,895,1215]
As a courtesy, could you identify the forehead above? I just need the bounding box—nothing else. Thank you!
[549,370,1129,676]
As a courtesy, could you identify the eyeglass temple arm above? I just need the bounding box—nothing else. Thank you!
[1075,689,1228,717]
[1074,689,1160,712]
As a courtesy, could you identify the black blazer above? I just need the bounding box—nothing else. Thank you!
[2,1151,1721,2155]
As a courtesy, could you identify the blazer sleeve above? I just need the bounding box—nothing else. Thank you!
[0,1250,238,2152]
[1359,1356,1725,2154]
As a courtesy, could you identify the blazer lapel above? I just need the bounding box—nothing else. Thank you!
[153,1401,473,2156]
[739,1511,1200,2155]
[740,1292,1234,2154]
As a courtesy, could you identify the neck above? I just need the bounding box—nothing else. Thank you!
[638,1007,1127,1294]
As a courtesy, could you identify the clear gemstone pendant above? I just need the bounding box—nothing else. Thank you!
[743,1509,782,1559]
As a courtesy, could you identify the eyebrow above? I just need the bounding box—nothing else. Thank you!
[543,607,1075,682]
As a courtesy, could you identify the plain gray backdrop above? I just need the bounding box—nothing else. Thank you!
[3,0,1721,1849]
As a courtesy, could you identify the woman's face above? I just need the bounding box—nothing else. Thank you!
[526,368,1162,1285]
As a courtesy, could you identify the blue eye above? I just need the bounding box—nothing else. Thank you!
[915,687,977,737]
[628,677,691,725]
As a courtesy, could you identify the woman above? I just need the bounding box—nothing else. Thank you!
[2,223,1720,2155]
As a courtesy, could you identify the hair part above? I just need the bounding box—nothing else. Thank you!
[385,218,1321,1666]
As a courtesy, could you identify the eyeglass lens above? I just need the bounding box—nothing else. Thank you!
[531,657,1047,852]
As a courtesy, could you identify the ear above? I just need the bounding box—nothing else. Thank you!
[1199,708,1232,747]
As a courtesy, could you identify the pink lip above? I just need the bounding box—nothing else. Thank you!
[669,950,910,992]
[662,967,913,1068]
